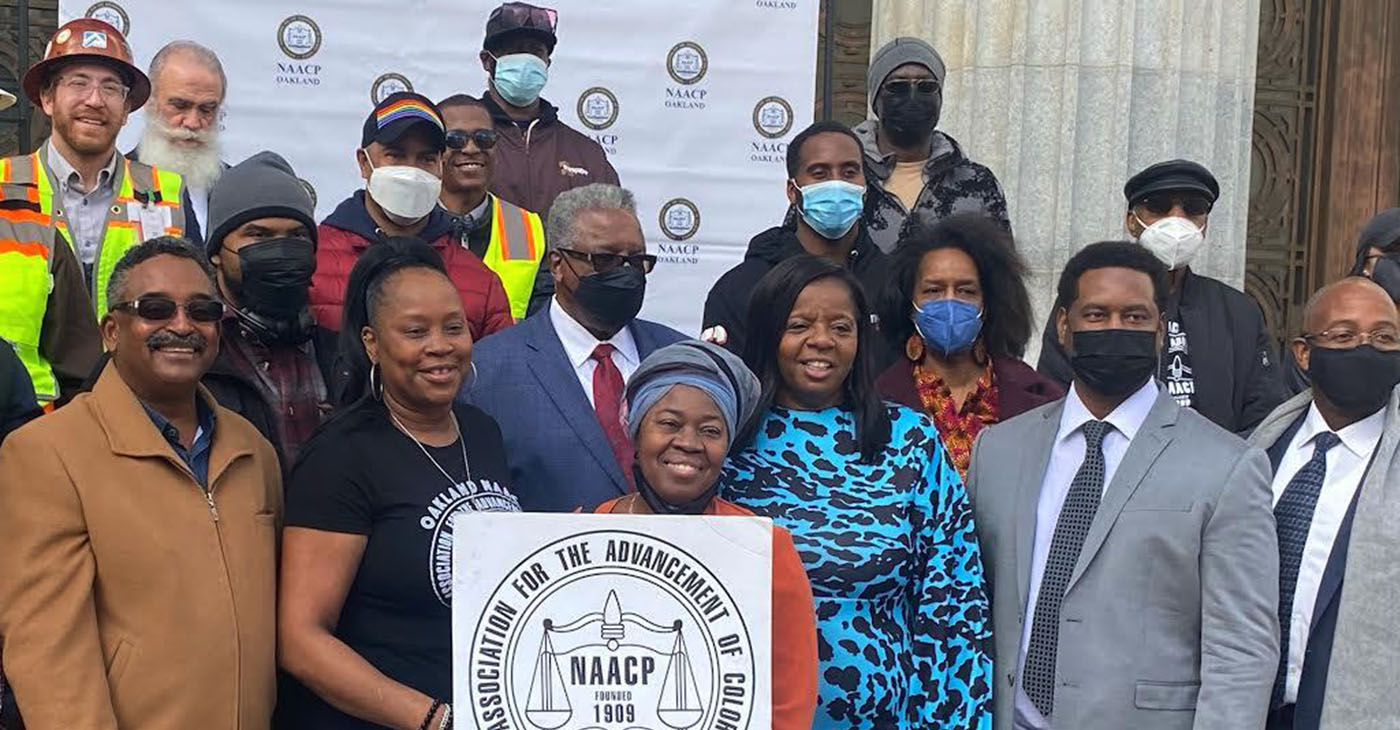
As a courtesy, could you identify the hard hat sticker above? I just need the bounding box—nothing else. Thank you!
[81,31,109,49]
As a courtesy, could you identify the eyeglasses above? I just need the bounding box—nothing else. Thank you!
[882,79,940,96]
[498,2,558,32]
[57,74,129,103]
[557,247,657,274]
[1136,193,1213,218]
[1302,328,1400,351]
[111,297,225,323]
[446,128,498,151]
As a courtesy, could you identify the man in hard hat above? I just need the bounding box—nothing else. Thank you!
[0,18,190,316]
[0,64,103,408]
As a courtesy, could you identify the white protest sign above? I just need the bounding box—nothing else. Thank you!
[452,513,772,730]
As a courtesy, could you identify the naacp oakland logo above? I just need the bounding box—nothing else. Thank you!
[372,73,414,104]
[659,199,701,242]
[278,15,322,60]
[577,87,620,131]
[85,2,130,35]
[275,15,323,87]
[467,531,757,730]
[423,479,520,606]
[752,97,793,139]
[665,42,708,110]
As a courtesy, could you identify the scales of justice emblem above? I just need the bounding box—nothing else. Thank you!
[526,590,704,729]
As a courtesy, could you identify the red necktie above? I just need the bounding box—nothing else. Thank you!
[590,344,635,490]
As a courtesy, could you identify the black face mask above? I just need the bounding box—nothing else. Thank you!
[1308,344,1400,417]
[571,265,646,336]
[879,91,941,148]
[1068,328,1159,397]
[224,237,317,345]
[633,464,717,516]
[1369,255,1400,304]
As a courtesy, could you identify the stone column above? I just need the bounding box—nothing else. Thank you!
[872,0,1261,362]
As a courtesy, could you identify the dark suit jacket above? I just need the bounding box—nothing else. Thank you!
[1264,412,1364,730]
[461,306,686,512]
[875,356,1064,420]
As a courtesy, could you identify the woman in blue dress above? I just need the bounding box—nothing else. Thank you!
[723,255,992,729]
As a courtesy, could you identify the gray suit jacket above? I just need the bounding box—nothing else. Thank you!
[966,387,1279,730]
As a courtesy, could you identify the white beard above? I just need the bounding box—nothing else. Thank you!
[139,117,225,191]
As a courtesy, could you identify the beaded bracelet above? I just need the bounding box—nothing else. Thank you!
[438,703,454,730]
[419,698,444,730]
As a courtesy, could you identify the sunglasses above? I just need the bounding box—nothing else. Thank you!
[557,247,657,274]
[1136,193,1212,217]
[883,79,940,96]
[111,296,225,323]
[446,128,498,151]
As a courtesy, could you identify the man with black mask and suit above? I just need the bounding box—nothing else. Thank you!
[204,151,336,468]
[853,37,1010,252]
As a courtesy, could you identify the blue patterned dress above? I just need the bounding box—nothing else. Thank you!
[723,404,992,729]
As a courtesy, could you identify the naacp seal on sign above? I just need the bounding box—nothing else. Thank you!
[467,530,757,730]
[577,87,620,131]
[666,42,708,86]
[372,73,414,104]
[752,96,794,139]
[278,15,322,60]
[85,2,130,35]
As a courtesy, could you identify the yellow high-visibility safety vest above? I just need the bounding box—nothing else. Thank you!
[482,194,546,321]
[0,181,61,402]
[0,146,187,317]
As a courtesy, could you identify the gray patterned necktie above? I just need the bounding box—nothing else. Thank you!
[1024,419,1110,718]
[1271,431,1341,705]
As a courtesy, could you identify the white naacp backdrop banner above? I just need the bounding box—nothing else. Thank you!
[453,513,772,730]
[58,0,819,334]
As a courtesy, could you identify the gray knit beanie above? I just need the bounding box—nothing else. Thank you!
[205,151,318,256]
[867,37,946,113]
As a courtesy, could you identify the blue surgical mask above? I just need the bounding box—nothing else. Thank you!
[491,53,549,107]
[795,180,865,240]
[913,298,983,355]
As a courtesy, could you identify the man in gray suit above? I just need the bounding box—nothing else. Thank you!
[967,241,1279,730]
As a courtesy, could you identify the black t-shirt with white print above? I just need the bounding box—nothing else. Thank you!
[280,398,519,729]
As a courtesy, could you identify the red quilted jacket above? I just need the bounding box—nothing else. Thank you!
[309,190,514,340]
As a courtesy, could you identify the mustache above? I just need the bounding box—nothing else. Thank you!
[147,330,209,352]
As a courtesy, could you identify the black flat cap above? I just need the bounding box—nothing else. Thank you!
[1124,159,1220,207]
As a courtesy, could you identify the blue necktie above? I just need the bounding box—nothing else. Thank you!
[1271,431,1341,705]
[1025,419,1110,718]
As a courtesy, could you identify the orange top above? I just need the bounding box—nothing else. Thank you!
[596,496,819,730]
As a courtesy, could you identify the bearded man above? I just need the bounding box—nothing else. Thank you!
[131,40,228,243]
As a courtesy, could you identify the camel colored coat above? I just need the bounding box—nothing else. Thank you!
[0,363,281,730]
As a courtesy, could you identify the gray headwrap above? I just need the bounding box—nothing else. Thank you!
[867,37,947,113]
[624,340,760,447]
[1357,208,1400,254]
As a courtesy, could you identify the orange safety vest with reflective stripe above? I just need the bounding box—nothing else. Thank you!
[481,194,546,320]
[0,182,60,402]
[0,146,186,316]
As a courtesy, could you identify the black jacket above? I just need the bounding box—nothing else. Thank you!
[1037,269,1286,435]
[203,322,341,470]
[702,224,892,360]
[0,338,41,447]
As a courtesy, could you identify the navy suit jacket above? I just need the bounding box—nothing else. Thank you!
[1265,414,1365,730]
[462,306,687,512]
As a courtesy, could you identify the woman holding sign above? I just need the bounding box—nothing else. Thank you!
[723,256,993,729]
[277,238,520,730]
[594,339,819,730]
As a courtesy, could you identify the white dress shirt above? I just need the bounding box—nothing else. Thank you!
[187,185,210,237]
[549,296,640,407]
[1269,402,1382,704]
[1014,379,1160,730]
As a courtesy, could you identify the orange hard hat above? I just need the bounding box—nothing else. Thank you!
[22,18,149,109]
